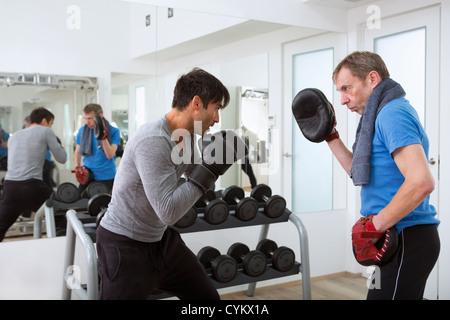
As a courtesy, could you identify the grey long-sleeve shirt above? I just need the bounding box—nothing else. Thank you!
[100,117,203,242]
[5,125,67,181]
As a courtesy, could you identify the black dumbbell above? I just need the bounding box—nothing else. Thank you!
[222,185,258,221]
[251,184,286,218]
[197,246,237,283]
[52,182,80,203]
[84,193,111,227]
[174,206,198,228]
[86,192,111,218]
[227,242,266,277]
[83,181,110,198]
[195,190,229,225]
[256,239,295,272]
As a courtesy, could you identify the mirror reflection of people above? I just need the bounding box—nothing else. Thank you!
[24,115,56,189]
[0,123,9,171]
[73,104,120,195]
[0,107,67,241]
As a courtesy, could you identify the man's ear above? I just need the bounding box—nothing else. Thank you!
[191,95,202,110]
[367,70,382,89]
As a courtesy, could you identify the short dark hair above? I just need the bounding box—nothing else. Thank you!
[333,51,390,83]
[83,103,103,115]
[172,67,230,111]
[30,107,54,124]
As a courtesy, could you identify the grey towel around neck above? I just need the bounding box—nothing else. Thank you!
[350,78,406,186]
[79,117,112,157]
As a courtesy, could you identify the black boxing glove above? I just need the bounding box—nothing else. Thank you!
[188,130,248,193]
[292,88,337,143]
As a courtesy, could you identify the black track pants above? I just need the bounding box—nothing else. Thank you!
[367,224,440,300]
[96,225,220,300]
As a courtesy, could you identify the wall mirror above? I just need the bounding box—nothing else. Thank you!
[0,0,335,241]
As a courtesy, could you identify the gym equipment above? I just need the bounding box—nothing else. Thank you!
[195,190,229,225]
[62,184,312,300]
[53,182,80,203]
[222,185,258,221]
[352,215,399,266]
[174,206,198,228]
[197,246,237,283]
[251,184,286,218]
[84,181,110,198]
[227,242,266,277]
[292,88,336,143]
[87,193,111,217]
[256,239,295,272]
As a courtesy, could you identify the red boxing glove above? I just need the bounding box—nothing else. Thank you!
[351,215,398,266]
[72,166,93,185]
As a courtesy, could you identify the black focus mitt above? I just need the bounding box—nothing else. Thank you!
[94,115,108,140]
[292,88,337,143]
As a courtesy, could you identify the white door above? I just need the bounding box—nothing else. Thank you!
[364,5,440,299]
[283,32,347,213]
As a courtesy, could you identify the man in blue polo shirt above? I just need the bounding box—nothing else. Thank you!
[327,51,440,300]
[74,103,120,195]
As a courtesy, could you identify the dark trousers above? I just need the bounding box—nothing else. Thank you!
[96,225,220,300]
[367,224,440,300]
[0,179,53,241]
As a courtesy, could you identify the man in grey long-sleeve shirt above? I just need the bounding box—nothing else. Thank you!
[96,68,244,300]
[0,107,67,241]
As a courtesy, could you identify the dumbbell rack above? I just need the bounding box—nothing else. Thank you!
[33,198,89,239]
[62,203,311,300]
[172,206,311,299]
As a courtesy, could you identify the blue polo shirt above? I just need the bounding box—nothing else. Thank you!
[0,130,9,157]
[360,97,440,233]
[76,125,121,181]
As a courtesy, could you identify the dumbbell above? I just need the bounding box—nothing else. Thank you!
[195,190,229,225]
[83,181,110,198]
[222,185,258,221]
[227,242,266,277]
[197,246,237,283]
[52,182,80,203]
[256,239,295,272]
[250,184,286,218]
[174,206,198,228]
[85,193,111,227]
